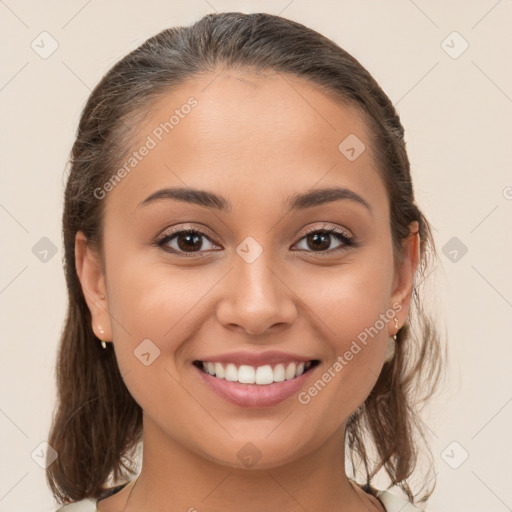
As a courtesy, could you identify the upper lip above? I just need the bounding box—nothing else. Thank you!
[195,350,317,367]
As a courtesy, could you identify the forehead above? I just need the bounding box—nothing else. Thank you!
[104,69,387,218]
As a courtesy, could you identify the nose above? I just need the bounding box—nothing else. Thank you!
[216,252,298,336]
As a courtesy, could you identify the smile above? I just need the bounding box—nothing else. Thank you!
[194,360,320,385]
[193,359,321,408]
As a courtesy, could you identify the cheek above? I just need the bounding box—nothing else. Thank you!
[327,276,392,357]
[105,268,202,419]
[104,227,215,341]
[304,253,394,344]
[104,252,229,411]
[296,257,395,413]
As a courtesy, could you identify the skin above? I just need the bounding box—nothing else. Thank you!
[75,68,419,512]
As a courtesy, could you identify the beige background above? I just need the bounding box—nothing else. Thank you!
[1,1,511,511]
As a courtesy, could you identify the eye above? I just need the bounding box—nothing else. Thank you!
[155,224,358,258]
[156,228,219,256]
[292,225,357,254]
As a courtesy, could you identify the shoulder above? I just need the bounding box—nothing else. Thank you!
[376,490,427,511]
[55,498,97,511]
[53,487,428,512]
[55,482,130,511]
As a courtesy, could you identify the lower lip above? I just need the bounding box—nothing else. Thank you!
[194,364,318,408]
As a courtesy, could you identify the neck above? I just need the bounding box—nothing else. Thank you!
[120,414,372,512]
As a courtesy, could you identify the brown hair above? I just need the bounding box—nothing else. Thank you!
[47,11,444,505]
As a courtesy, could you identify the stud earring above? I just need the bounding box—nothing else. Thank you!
[385,317,400,363]
[98,326,107,349]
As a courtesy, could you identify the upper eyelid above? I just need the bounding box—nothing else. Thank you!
[158,225,219,244]
[301,223,353,239]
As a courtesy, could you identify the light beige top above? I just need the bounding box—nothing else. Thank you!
[56,488,426,511]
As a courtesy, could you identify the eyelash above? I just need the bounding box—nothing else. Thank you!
[154,224,358,258]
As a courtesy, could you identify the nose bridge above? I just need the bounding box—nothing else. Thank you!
[216,235,297,334]
[234,235,284,306]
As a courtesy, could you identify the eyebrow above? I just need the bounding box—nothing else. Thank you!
[136,186,372,215]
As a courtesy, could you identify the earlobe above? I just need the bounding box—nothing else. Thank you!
[74,231,113,342]
[390,221,420,331]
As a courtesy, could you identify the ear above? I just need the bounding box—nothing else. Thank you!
[74,231,113,344]
[389,221,420,334]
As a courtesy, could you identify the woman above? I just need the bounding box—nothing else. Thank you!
[48,12,443,512]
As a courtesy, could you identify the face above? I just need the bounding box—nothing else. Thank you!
[76,69,419,469]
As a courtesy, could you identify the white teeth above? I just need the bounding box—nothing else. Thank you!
[272,363,286,382]
[238,365,255,384]
[214,362,225,379]
[255,365,274,385]
[224,363,238,382]
[285,362,296,380]
[200,360,314,385]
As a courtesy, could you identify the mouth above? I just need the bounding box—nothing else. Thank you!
[193,359,321,386]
